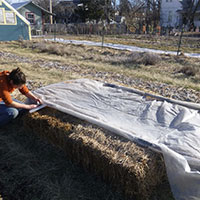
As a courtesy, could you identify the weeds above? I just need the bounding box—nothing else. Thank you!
[2,40,200,91]
[21,41,161,66]
[141,53,161,65]
[109,52,161,67]
[178,66,197,76]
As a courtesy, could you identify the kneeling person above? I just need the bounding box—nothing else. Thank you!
[0,67,42,126]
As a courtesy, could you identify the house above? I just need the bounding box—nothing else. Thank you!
[11,1,54,35]
[160,0,200,31]
[0,0,31,41]
[54,0,81,23]
[160,0,182,29]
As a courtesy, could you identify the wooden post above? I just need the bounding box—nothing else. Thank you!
[50,0,53,25]
[177,25,184,56]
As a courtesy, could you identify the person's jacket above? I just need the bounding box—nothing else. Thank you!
[0,70,29,105]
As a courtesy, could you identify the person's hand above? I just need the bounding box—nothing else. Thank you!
[25,104,38,110]
[25,91,43,105]
[35,97,43,105]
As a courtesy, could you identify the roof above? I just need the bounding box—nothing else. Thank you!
[0,0,31,40]
[11,1,30,10]
[11,1,55,15]
[177,8,200,14]
[1,0,30,25]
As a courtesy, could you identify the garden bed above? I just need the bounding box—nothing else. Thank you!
[23,107,170,200]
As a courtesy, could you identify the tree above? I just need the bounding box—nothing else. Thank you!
[118,0,161,34]
[33,0,59,12]
[145,0,161,33]
[119,0,132,16]
[180,0,200,30]
[177,0,200,55]
[75,0,114,23]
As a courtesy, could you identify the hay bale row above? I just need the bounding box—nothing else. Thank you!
[23,108,168,200]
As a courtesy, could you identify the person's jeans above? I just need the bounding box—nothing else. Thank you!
[0,99,25,127]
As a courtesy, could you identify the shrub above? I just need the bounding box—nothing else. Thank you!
[141,52,161,65]
[127,52,143,64]
[124,52,161,66]
[109,52,161,67]
[179,66,197,76]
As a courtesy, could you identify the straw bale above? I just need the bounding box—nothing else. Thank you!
[23,108,168,200]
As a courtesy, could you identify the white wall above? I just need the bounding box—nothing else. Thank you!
[194,14,200,27]
[160,0,182,28]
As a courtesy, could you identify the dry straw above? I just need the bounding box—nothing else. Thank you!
[23,108,168,200]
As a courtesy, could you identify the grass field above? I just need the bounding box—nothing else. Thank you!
[1,34,200,200]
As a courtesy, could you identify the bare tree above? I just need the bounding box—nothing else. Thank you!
[118,0,161,34]
[33,0,59,11]
[180,0,200,30]
[118,0,145,33]
[119,0,132,16]
[144,0,161,33]
[177,0,200,55]
[111,0,117,10]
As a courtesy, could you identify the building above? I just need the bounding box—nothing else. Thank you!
[160,0,182,29]
[11,1,54,35]
[0,0,31,41]
[160,0,200,31]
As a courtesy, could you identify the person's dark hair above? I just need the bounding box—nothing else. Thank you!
[8,67,26,85]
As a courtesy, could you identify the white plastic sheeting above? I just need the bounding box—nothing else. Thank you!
[47,38,200,58]
[33,79,200,200]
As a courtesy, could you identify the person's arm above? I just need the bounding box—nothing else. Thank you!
[25,91,43,105]
[19,85,43,105]
[1,88,37,110]
[8,101,37,110]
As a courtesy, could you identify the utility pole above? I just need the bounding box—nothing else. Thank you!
[50,0,53,24]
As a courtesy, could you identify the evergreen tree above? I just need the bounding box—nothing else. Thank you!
[75,0,114,23]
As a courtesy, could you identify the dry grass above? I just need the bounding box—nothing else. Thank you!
[23,108,172,200]
[16,39,200,91]
[44,34,200,53]
[1,36,200,200]
[0,119,128,200]
[178,65,198,76]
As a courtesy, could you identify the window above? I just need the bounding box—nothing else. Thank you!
[168,11,172,23]
[5,11,16,24]
[26,12,35,24]
[0,8,4,24]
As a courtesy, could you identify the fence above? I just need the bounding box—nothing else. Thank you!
[44,23,128,35]
[42,23,200,38]
[44,23,166,36]
[41,22,200,53]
